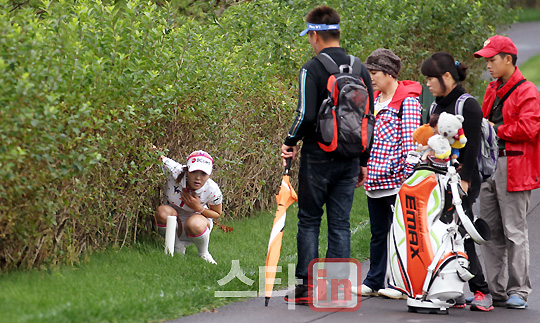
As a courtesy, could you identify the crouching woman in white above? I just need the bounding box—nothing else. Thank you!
[155,150,222,264]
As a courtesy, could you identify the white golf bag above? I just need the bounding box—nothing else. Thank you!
[387,158,489,314]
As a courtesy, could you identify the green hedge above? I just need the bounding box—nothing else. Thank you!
[0,0,514,270]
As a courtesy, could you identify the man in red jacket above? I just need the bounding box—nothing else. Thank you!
[475,35,540,310]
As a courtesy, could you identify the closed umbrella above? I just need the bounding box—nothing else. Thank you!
[264,157,297,306]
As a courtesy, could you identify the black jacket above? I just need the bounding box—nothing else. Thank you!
[284,47,374,164]
[431,85,483,199]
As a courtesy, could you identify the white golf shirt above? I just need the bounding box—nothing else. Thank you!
[162,157,223,221]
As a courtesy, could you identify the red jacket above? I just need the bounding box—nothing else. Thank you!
[482,67,540,191]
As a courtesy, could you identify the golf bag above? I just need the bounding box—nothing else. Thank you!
[387,157,489,314]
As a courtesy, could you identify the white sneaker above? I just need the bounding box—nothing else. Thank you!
[174,240,186,255]
[199,253,217,265]
[378,287,407,300]
[361,284,379,296]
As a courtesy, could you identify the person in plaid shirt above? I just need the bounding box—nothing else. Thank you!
[360,49,422,299]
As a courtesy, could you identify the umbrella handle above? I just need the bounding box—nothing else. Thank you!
[284,148,293,175]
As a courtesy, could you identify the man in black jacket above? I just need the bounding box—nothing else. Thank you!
[280,5,373,305]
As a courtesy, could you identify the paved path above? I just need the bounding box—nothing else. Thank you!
[175,22,540,323]
[502,21,540,64]
[177,191,540,323]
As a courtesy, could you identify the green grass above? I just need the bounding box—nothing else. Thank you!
[0,189,371,322]
[521,53,540,86]
[517,7,540,22]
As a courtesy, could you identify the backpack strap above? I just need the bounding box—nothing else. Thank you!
[316,54,341,98]
[428,101,437,118]
[316,53,362,76]
[454,93,474,116]
[316,53,340,75]
[397,101,403,119]
[397,97,423,121]
[427,93,472,122]
[348,55,363,77]
[494,79,526,110]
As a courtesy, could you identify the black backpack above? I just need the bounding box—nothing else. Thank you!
[315,53,374,158]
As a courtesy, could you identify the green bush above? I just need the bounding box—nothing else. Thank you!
[0,0,515,271]
[292,0,517,95]
[0,0,300,270]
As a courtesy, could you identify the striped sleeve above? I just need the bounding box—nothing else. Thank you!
[284,67,318,146]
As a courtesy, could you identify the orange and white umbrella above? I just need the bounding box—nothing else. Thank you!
[264,159,297,306]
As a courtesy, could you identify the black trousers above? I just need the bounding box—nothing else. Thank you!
[462,194,491,295]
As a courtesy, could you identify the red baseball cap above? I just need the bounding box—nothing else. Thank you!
[474,35,518,58]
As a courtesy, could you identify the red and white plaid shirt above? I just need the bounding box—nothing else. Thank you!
[365,82,422,192]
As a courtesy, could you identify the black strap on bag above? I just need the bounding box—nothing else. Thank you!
[489,79,526,118]
[316,53,362,76]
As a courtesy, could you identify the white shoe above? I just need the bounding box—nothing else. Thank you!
[378,287,407,300]
[361,284,379,296]
[174,240,186,255]
[199,253,217,265]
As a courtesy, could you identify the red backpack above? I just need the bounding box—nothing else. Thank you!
[315,53,374,158]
